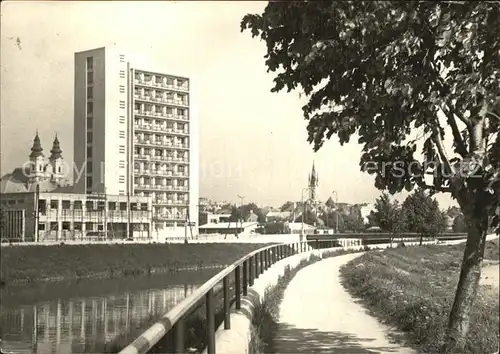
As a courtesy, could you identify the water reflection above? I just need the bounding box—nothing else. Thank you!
[1,284,197,353]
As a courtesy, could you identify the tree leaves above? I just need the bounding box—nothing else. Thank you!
[242,0,500,231]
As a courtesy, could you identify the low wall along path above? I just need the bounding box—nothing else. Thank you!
[207,236,498,354]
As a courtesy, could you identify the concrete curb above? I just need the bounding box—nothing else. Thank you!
[201,241,436,354]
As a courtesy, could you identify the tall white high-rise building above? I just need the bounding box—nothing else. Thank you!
[74,46,199,239]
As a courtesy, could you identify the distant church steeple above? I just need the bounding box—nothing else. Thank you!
[49,134,63,161]
[308,162,319,201]
[29,131,44,159]
[28,131,46,181]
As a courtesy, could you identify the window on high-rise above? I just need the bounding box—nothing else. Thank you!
[135,103,141,111]
[119,130,125,139]
[119,54,125,63]
[87,86,93,99]
[87,131,93,143]
[87,71,93,84]
[167,78,174,86]
[119,70,126,78]
[87,102,93,114]
[119,85,125,93]
[119,101,126,109]
[86,161,93,173]
[119,145,125,153]
[86,57,93,70]
[86,177,93,189]
[87,146,92,158]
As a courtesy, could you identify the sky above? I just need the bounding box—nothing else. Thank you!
[0,1,457,209]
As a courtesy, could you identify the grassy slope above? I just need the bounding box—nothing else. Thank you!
[0,243,268,285]
[340,238,500,353]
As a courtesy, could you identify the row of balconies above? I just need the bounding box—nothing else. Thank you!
[134,110,189,121]
[39,210,151,219]
[133,169,189,177]
[154,214,187,220]
[134,184,189,191]
[134,95,188,107]
[134,138,189,149]
[134,79,189,92]
[134,124,189,135]
[133,154,189,163]
[153,199,188,205]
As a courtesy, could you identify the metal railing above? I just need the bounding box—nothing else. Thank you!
[119,234,453,354]
[118,240,331,354]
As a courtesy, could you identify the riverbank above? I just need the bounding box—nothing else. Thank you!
[0,243,269,286]
[340,238,499,353]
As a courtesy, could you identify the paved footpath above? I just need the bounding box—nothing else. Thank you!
[273,253,416,354]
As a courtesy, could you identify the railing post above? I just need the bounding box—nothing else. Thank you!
[174,317,185,353]
[264,249,268,270]
[249,256,254,286]
[273,247,277,263]
[223,276,230,329]
[259,251,264,274]
[279,245,283,259]
[243,260,248,294]
[315,239,319,249]
[235,265,241,309]
[206,289,215,354]
[255,253,260,276]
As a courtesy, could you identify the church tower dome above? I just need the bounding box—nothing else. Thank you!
[49,134,65,181]
[28,131,46,181]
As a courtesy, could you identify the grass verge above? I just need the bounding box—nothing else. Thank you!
[249,248,361,354]
[340,238,500,353]
[0,243,269,285]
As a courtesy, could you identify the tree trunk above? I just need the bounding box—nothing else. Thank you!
[443,205,489,353]
[419,234,423,246]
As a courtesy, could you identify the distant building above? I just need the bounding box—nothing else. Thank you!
[199,222,258,235]
[74,46,198,240]
[285,222,316,235]
[0,132,72,194]
[0,132,152,243]
[1,191,152,242]
[200,212,232,225]
[360,203,376,224]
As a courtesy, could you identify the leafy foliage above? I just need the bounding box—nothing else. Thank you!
[369,193,407,234]
[402,189,448,237]
[320,210,345,231]
[343,209,367,232]
[453,214,467,233]
[241,1,500,234]
[230,203,267,223]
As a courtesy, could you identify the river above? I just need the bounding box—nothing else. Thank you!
[0,269,221,353]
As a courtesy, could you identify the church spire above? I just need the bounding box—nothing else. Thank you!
[49,133,63,160]
[29,131,44,159]
[308,161,319,201]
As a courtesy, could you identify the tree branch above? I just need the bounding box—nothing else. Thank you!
[431,127,454,175]
[442,106,469,157]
